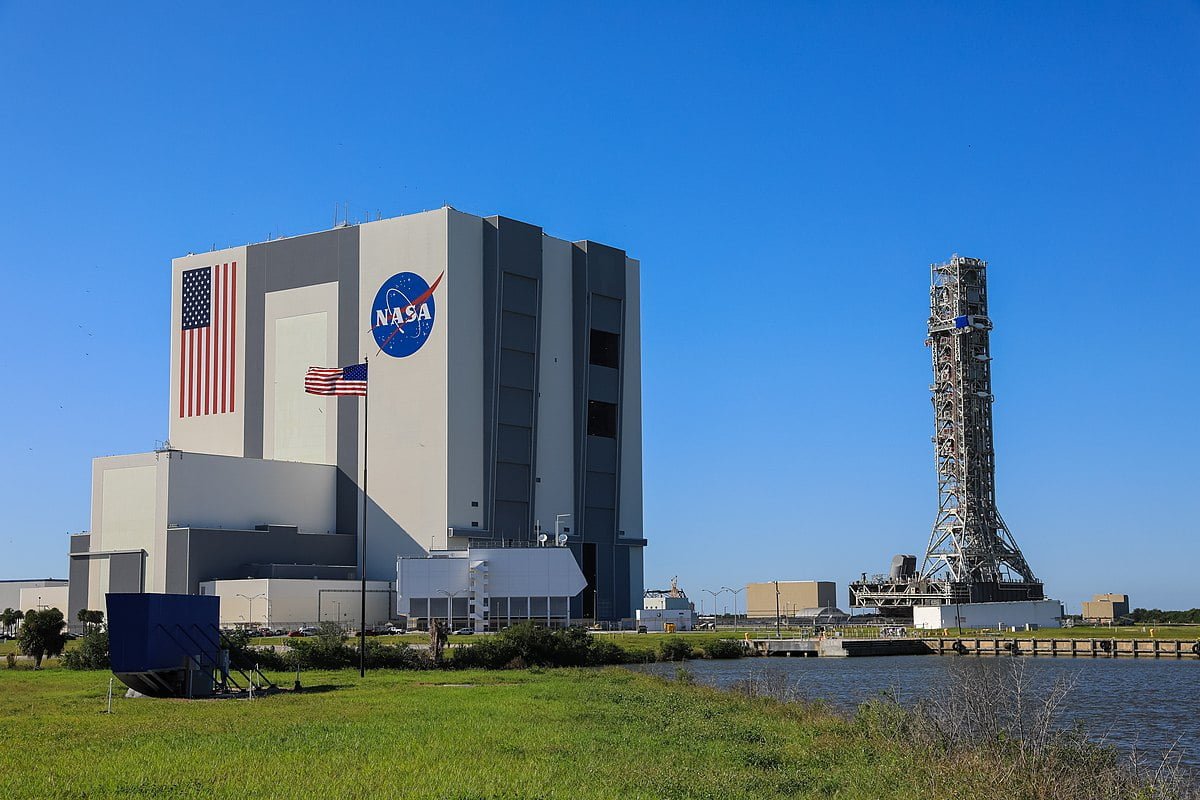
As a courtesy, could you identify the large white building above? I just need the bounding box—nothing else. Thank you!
[912,600,1064,631]
[1,579,68,614]
[68,208,646,623]
[396,546,587,631]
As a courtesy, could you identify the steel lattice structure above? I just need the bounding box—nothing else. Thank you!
[850,255,1043,615]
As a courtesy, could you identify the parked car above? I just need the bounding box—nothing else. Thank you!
[452,628,475,636]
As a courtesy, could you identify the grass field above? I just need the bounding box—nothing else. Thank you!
[0,665,930,800]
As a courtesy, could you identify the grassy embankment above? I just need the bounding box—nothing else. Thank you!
[5,662,1186,800]
[0,666,931,799]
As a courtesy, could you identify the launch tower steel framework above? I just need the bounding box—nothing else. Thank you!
[850,256,1044,616]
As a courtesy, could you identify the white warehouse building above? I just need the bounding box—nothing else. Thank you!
[913,599,1065,631]
[396,547,587,631]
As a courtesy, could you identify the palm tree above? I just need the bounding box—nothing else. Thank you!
[77,608,90,632]
[1,608,14,636]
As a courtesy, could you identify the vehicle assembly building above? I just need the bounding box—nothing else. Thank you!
[850,256,1047,620]
[67,207,645,624]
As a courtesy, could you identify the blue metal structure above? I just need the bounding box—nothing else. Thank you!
[106,592,221,697]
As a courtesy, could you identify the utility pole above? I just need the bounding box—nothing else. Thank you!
[774,580,781,639]
[722,586,744,632]
[702,589,725,629]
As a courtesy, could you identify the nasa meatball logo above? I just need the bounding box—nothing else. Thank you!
[370,271,444,358]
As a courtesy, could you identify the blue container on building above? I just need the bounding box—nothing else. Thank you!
[107,593,220,697]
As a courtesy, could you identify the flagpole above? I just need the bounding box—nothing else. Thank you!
[359,355,369,679]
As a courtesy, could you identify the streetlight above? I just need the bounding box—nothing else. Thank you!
[702,588,725,629]
[555,513,572,543]
[237,593,266,628]
[774,580,781,639]
[722,586,745,632]
[438,589,464,632]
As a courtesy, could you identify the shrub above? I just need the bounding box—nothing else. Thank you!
[62,628,109,670]
[453,623,632,670]
[586,638,628,666]
[701,639,744,659]
[287,636,356,669]
[363,640,433,670]
[656,638,693,662]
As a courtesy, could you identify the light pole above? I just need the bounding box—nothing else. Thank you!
[702,588,725,629]
[438,589,464,632]
[555,514,572,543]
[774,580,781,639]
[722,586,744,632]
[237,593,266,628]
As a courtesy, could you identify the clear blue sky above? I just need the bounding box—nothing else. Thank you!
[2,3,1197,611]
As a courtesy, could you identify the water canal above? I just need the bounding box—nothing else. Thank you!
[628,655,1200,767]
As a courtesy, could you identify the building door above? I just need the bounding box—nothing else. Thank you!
[582,543,597,619]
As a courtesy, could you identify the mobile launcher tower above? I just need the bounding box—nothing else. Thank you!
[850,256,1044,618]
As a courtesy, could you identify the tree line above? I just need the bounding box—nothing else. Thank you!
[1128,608,1200,624]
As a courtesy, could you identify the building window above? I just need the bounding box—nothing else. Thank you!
[587,401,618,438]
[589,330,620,369]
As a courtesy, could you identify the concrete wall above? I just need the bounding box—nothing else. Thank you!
[1,580,68,613]
[263,282,340,465]
[913,599,1064,630]
[533,237,575,539]
[163,451,337,533]
[166,525,356,596]
[357,210,455,569]
[199,578,392,627]
[18,585,69,615]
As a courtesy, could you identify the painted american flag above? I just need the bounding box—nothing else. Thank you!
[304,363,368,396]
[179,262,237,417]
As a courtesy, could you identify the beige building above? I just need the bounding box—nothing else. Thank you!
[1081,593,1130,624]
[17,585,70,617]
[745,581,837,619]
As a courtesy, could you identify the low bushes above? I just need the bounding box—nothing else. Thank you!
[656,638,694,662]
[61,628,109,670]
[452,622,630,669]
[225,624,432,672]
[700,638,744,659]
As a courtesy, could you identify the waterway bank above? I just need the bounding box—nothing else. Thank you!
[629,654,1200,768]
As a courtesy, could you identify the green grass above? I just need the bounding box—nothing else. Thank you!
[0,665,936,800]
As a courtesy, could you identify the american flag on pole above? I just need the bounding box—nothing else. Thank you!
[180,262,237,417]
[305,364,368,396]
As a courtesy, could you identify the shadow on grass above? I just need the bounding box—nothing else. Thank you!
[291,684,344,694]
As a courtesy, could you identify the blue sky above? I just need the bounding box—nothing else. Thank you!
[1,3,1197,610]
